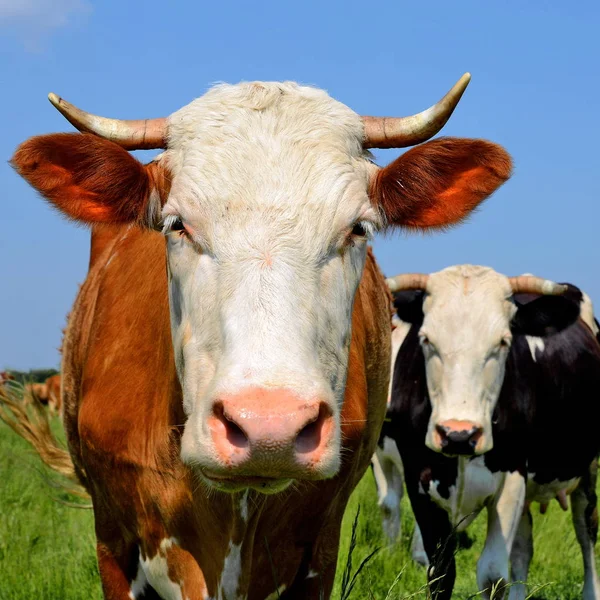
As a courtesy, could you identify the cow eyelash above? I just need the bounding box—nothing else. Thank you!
[162,215,186,236]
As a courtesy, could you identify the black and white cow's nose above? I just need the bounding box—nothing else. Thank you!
[435,420,483,455]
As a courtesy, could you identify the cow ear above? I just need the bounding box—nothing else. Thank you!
[392,290,425,324]
[11,133,168,227]
[512,285,582,336]
[371,137,512,229]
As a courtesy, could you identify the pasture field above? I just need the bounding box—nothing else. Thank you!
[0,417,596,600]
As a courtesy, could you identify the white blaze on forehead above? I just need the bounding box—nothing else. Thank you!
[165,82,371,234]
[423,265,515,351]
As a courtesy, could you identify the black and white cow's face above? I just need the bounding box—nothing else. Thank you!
[418,266,515,455]
[393,265,584,457]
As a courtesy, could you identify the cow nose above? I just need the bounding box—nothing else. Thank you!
[435,420,483,455]
[208,387,334,475]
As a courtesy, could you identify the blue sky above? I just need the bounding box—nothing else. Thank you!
[1,1,598,370]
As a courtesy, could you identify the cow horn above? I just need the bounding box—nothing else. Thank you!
[362,73,471,149]
[508,276,568,296]
[48,93,167,150]
[386,273,429,292]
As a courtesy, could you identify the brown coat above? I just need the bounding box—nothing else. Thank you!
[60,226,390,599]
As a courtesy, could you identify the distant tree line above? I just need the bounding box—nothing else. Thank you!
[4,369,59,384]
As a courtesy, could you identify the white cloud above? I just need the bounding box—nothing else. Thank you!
[0,0,91,50]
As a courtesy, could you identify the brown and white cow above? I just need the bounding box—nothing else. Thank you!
[0,371,15,386]
[24,381,49,404]
[45,373,62,414]
[10,76,511,599]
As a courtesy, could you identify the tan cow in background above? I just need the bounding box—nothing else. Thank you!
[45,374,62,415]
[24,382,49,405]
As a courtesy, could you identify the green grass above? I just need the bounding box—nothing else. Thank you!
[0,418,596,599]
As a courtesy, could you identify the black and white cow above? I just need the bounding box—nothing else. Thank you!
[371,313,429,565]
[382,265,600,600]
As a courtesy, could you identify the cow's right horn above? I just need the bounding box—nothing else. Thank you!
[508,276,568,296]
[386,273,429,292]
[48,93,167,150]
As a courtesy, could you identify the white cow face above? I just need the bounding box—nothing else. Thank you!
[419,266,516,455]
[161,83,378,487]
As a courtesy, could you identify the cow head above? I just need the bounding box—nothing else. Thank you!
[388,267,577,456]
[13,77,512,493]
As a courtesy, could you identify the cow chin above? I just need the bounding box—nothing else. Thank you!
[187,457,342,495]
[198,472,294,495]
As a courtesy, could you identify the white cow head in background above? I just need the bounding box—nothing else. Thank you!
[387,267,572,456]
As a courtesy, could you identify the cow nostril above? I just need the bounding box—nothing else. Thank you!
[295,403,331,454]
[469,427,483,448]
[435,424,450,448]
[213,402,248,449]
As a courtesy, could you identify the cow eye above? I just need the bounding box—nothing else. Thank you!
[170,217,185,232]
[499,337,511,349]
[162,215,186,236]
[171,217,185,231]
[351,222,368,237]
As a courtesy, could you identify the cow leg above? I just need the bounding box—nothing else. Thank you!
[409,491,456,600]
[507,509,533,600]
[372,441,404,542]
[477,471,526,600]
[97,542,160,600]
[571,459,600,600]
[98,537,208,600]
[411,523,429,567]
[280,561,336,600]
[279,518,344,600]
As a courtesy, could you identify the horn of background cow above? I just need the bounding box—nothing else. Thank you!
[508,276,568,296]
[386,273,429,292]
[362,73,471,149]
[48,93,167,150]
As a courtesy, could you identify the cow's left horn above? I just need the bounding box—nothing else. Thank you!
[362,73,471,149]
[386,273,429,292]
[508,276,568,296]
[48,93,167,150]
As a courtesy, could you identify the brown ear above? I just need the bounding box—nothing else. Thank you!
[371,137,512,229]
[11,133,168,227]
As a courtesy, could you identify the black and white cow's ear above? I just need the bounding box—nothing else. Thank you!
[392,290,425,325]
[512,284,583,337]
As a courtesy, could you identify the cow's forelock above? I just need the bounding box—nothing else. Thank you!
[420,266,516,454]
[159,82,378,478]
